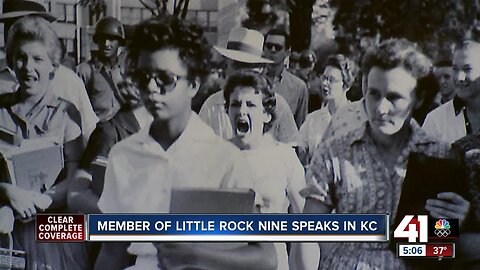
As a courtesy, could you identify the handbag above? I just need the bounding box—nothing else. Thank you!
[0,233,25,270]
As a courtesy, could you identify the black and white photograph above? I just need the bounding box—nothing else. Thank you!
[0,0,480,269]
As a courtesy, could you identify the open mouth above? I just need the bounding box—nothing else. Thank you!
[235,118,251,136]
[323,87,331,97]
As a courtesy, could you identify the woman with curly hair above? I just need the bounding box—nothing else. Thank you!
[224,70,305,270]
[296,54,355,165]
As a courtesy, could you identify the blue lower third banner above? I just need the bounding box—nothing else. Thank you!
[88,214,389,242]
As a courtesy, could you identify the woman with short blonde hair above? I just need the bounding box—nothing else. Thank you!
[0,16,86,270]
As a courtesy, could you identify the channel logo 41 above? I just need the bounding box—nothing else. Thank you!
[393,215,459,242]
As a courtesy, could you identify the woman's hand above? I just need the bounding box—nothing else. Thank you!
[4,184,50,219]
[0,206,15,233]
[425,192,470,227]
[33,193,53,211]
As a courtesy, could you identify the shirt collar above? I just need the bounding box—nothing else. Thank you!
[272,68,288,84]
[453,96,466,116]
[32,88,60,109]
[281,68,288,79]
[8,90,63,134]
[347,119,438,147]
[92,55,121,71]
[11,89,60,116]
[173,112,214,143]
[135,112,216,150]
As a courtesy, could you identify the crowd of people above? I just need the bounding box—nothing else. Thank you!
[0,0,480,269]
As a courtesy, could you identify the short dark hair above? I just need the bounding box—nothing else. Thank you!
[299,49,316,68]
[224,70,276,132]
[412,71,440,125]
[361,38,432,79]
[265,28,290,49]
[127,15,212,84]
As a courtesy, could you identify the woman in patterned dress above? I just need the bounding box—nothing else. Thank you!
[292,38,470,270]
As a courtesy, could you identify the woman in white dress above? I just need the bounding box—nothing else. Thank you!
[297,54,355,165]
[225,70,305,270]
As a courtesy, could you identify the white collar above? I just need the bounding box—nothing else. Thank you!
[134,112,217,153]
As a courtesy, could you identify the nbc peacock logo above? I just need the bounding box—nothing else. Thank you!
[434,219,451,237]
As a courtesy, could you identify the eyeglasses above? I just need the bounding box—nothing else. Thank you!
[265,42,284,52]
[321,75,342,84]
[131,69,186,94]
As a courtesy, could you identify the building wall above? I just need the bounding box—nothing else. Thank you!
[0,0,80,58]
[118,0,219,44]
[0,0,244,63]
[119,0,153,25]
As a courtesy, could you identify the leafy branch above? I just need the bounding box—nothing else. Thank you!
[79,0,190,19]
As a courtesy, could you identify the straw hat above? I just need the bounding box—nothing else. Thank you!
[214,27,273,64]
[0,0,56,22]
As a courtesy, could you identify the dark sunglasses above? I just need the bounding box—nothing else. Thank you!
[131,69,186,94]
[265,42,284,52]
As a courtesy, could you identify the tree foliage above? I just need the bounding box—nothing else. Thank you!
[242,0,316,51]
[242,0,282,33]
[80,0,191,20]
[79,0,106,23]
[331,0,480,59]
[288,0,316,51]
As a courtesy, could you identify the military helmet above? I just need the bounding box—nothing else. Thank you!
[93,16,125,45]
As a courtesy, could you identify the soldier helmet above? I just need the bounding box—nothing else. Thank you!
[93,16,125,45]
